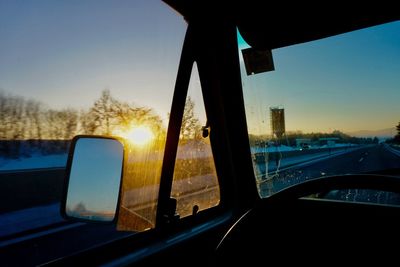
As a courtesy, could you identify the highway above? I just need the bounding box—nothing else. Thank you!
[260,144,400,197]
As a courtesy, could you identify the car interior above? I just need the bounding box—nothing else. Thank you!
[1,1,400,266]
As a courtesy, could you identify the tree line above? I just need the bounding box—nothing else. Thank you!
[0,89,165,158]
[249,130,379,147]
[386,122,400,144]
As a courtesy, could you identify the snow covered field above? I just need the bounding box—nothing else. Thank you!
[0,154,68,171]
[0,144,358,171]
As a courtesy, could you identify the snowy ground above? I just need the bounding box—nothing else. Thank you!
[0,154,68,171]
[0,144,358,171]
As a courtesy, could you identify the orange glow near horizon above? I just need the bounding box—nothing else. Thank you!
[114,125,154,147]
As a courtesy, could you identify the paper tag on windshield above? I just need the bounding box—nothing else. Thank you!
[242,48,275,75]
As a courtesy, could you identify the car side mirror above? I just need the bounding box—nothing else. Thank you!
[61,136,124,223]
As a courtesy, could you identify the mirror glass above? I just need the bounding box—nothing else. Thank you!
[65,137,124,222]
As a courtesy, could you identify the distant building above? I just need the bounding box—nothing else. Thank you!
[270,107,285,139]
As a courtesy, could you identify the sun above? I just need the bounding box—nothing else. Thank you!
[117,125,154,146]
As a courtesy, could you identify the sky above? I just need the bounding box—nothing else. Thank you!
[0,1,399,135]
[239,21,400,134]
[0,0,187,124]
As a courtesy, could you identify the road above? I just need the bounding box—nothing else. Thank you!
[259,144,400,197]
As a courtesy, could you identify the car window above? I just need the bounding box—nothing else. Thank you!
[0,0,186,264]
[171,63,220,218]
[238,21,400,203]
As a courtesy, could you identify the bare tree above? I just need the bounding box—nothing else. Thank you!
[0,91,7,140]
[8,96,25,157]
[0,91,8,155]
[79,110,96,135]
[180,96,201,142]
[112,100,164,135]
[25,99,44,150]
[86,89,165,139]
[397,122,400,136]
[62,109,79,140]
[0,91,31,157]
[394,121,400,144]
[90,89,117,135]
[43,108,79,152]
[0,88,168,157]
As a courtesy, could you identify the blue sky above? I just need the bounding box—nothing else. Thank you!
[239,21,400,133]
[0,0,186,123]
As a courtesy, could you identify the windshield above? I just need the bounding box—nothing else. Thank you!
[239,21,400,198]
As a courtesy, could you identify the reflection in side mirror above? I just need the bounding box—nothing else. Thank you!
[61,136,124,223]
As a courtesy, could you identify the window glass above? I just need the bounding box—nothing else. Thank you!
[0,0,186,264]
[171,63,220,218]
[239,21,400,203]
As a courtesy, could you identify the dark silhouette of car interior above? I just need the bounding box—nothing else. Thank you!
[32,1,399,266]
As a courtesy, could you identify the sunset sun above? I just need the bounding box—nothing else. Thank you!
[116,125,154,146]
[126,126,154,146]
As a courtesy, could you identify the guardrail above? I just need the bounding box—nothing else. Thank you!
[253,146,356,164]
[253,145,364,180]
[385,144,400,157]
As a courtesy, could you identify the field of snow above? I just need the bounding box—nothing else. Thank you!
[0,143,360,171]
[0,154,68,171]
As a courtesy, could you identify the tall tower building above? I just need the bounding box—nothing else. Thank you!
[270,107,285,140]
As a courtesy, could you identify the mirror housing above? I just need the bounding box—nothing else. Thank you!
[61,135,124,223]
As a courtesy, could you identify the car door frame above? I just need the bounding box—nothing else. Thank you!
[49,8,258,267]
